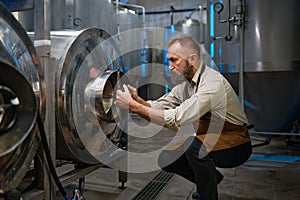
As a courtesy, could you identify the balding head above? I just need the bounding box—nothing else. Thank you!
[166,34,201,58]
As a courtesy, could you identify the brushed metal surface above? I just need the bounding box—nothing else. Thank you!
[55,28,127,164]
[0,3,41,193]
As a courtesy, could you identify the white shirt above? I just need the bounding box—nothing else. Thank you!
[148,64,248,131]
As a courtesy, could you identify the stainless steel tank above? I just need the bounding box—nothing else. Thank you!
[0,2,42,193]
[52,28,128,164]
[117,11,144,74]
[207,0,300,132]
[72,0,117,34]
[14,0,117,34]
[173,18,204,44]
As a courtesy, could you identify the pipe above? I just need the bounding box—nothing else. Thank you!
[37,112,70,200]
[138,7,206,15]
[115,0,120,34]
[112,1,146,74]
[34,0,56,199]
[239,0,245,110]
[170,6,175,25]
[113,1,145,25]
[199,5,204,43]
[226,0,232,41]
[112,1,146,77]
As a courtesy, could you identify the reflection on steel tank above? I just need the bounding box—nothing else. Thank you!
[51,28,128,164]
[207,0,300,132]
[0,2,42,193]
[14,0,117,34]
[172,18,204,44]
[117,11,145,76]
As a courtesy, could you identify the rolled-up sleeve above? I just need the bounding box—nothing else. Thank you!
[163,92,211,131]
[163,71,226,131]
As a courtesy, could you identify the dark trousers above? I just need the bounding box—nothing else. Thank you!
[158,137,252,200]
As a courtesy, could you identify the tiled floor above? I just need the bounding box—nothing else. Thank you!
[50,118,300,200]
[65,131,300,200]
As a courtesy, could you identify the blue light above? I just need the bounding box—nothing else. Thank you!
[163,48,168,64]
[118,56,126,73]
[230,64,235,72]
[210,4,215,37]
[102,40,114,69]
[163,25,176,65]
[5,38,21,68]
[250,154,300,163]
[170,24,175,32]
[210,43,215,58]
[141,64,146,78]
[165,84,169,94]
[219,63,223,72]
[243,100,259,111]
[210,60,215,69]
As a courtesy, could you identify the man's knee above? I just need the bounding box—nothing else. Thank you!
[185,138,207,161]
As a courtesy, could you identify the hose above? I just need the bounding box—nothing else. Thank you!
[36,112,70,200]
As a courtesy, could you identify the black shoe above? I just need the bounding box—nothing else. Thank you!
[192,192,201,199]
[192,171,224,199]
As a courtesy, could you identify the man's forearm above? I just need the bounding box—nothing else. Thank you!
[134,96,151,107]
[129,99,165,126]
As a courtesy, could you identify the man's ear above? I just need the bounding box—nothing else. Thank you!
[189,54,198,64]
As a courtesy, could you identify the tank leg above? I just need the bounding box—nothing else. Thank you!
[118,170,127,189]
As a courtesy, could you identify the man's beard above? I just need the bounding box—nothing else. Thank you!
[171,61,192,85]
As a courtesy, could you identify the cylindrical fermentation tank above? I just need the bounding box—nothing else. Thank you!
[207,0,300,132]
[72,0,117,34]
[173,18,204,44]
[14,0,117,34]
[51,28,128,164]
[0,2,42,193]
[117,11,144,74]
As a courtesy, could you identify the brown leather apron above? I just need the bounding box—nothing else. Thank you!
[165,112,250,151]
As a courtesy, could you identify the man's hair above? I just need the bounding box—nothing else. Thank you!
[166,34,201,57]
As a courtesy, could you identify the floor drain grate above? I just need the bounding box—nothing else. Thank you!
[132,171,174,200]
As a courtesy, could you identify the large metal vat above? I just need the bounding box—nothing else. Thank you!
[72,0,117,34]
[0,2,42,193]
[207,0,300,132]
[14,0,117,34]
[173,18,204,44]
[52,28,127,164]
[15,0,127,164]
[116,11,144,74]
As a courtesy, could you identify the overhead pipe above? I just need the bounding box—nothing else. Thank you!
[137,7,206,15]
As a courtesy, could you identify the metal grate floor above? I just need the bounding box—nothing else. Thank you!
[132,171,174,200]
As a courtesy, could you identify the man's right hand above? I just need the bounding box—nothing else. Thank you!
[127,84,150,107]
[127,85,139,101]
